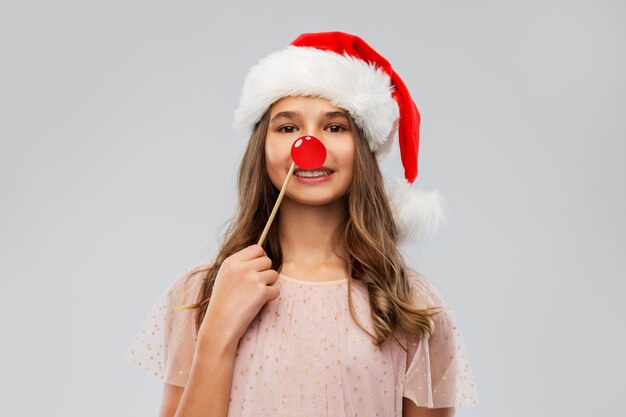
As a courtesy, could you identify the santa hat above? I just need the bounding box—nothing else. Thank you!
[232,31,445,244]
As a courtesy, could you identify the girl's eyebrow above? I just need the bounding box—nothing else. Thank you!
[269,110,348,124]
[269,111,299,124]
[324,111,349,120]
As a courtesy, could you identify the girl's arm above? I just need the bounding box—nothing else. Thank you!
[159,384,184,417]
[162,315,239,417]
[403,398,455,417]
[160,244,279,416]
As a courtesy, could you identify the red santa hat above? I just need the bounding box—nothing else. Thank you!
[233,31,445,244]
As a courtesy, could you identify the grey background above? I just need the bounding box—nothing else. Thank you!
[1,0,624,416]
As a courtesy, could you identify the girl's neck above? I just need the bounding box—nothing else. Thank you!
[277,196,348,269]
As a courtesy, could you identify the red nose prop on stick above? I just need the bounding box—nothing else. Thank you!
[258,135,327,247]
[291,135,326,169]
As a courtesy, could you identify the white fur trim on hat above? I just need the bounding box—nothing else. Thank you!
[232,45,400,155]
[387,176,447,244]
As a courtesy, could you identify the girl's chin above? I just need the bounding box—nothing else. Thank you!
[284,190,349,207]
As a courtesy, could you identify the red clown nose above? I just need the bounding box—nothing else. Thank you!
[291,135,326,169]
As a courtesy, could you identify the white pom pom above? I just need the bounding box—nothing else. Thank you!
[387,176,446,244]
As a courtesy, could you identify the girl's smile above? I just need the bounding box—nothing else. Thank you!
[293,170,336,184]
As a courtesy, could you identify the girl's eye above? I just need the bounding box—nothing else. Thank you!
[327,124,346,133]
[278,125,297,134]
[277,124,347,134]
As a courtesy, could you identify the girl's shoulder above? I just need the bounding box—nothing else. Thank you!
[176,262,211,286]
[167,263,210,302]
[404,268,450,310]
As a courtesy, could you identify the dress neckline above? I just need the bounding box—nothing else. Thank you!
[278,272,350,286]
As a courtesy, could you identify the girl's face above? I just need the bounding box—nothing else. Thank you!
[265,96,355,205]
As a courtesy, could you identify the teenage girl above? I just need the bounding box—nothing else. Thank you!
[124,32,478,417]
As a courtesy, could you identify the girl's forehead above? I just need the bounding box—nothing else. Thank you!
[270,96,346,116]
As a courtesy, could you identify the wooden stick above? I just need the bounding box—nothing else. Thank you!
[258,161,297,247]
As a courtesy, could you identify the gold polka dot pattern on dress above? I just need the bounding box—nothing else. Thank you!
[122,265,205,388]
[123,268,479,415]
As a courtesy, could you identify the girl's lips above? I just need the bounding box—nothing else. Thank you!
[293,171,335,184]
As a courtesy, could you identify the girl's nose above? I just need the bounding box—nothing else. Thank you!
[291,135,326,170]
[302,128,330,145]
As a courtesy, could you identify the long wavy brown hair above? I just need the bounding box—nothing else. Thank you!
[177,100,442,350]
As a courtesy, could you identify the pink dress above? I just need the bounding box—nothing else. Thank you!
[124,264,479,415]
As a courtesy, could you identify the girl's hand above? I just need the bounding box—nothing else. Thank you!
[197,244,279,349]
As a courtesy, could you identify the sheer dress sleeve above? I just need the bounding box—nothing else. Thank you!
[402,271,479,409]
[123,264,207,387]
